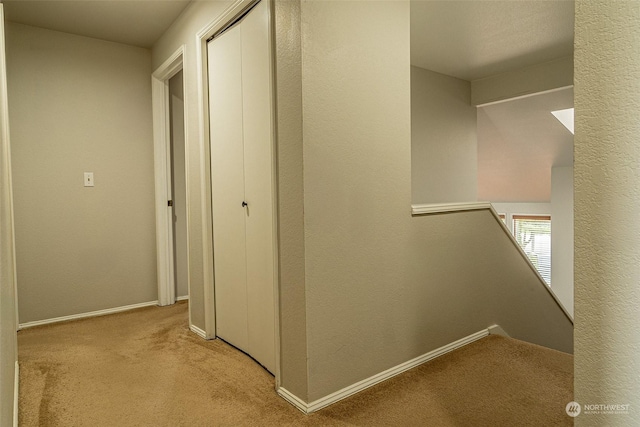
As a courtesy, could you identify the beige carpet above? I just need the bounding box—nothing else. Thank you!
[18,302,573,426]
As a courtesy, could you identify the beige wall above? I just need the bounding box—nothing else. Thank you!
[274,0,308,400]
[151,0,233,331]
[0,5,17,423]
[300,0,414,400]
[0,153,17,425]
[146,0,572,406]
[411,66,477,204]
[0,120,17,425]
[575,1,640,425]
[298,0,571,402]
[551,166,573,316]
[0,141,16,426]
[0,0,583,417]
[7,23,157,323]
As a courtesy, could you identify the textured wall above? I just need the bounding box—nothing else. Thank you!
[148,0,576,406]
[411,66,477,204]
[574,1,640,425]
[274,0,309,400]
[299,0,572,402]
[300,0,414,400]
[7,23,157,323]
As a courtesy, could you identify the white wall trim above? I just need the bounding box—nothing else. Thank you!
[277,387,309,414]
[0,4,19,334]
[18,301,158,330]
[189,324,207,339]
[176,295,189,302]
[264,0,282,391]
[152,47,184,81]
[13,361,18,427]
[278,328,491,414]
[411,202,492,215]
[152,45,186,308]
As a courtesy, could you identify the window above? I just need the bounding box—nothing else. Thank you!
[498,214,506,224]
[513,215,551,285]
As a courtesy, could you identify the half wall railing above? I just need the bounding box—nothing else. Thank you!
[411,202,573,324]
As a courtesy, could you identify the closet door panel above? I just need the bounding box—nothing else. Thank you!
[241,0,275,373]
[207,25,249,352]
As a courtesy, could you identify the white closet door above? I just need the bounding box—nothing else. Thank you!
[241,0,275,373]
[207,24,249,353]
[207,0,275,373]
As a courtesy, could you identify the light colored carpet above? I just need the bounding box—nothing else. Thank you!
[18,301,573,426]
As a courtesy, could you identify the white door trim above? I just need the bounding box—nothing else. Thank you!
[0,5,19,333]
[152,46,186,308]
[0,7,20,425]
[196,0,281,385]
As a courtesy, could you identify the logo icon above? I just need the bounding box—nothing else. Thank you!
[566,401,581,417]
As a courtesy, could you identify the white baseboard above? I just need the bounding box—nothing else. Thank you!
[13,361,19,427]
[278,328,492,414]
[18,301,159,330]
[190,324,207,339]
[176,295,189,302]
[277,387,309,414]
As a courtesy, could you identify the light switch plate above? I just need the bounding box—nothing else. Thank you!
[84,172,94,187]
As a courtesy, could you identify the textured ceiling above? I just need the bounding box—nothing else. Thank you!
[3,0,192,48]
[411,0,575,81]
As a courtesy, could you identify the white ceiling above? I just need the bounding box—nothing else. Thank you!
[477,88,574,202]
[3,0,192,48]
[411,0,575,81]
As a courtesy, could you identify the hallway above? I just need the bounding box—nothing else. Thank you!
[18,302,573,426]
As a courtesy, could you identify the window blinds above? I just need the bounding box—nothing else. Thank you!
[513,215,551,285]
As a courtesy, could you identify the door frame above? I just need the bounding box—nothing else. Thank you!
[0,4,18,333]
[196,0,281,386]
[151,46,190,316]
[0,5,20,425]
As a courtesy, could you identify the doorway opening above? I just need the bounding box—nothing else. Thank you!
[168,70,189,302]
[151,47,190,327]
